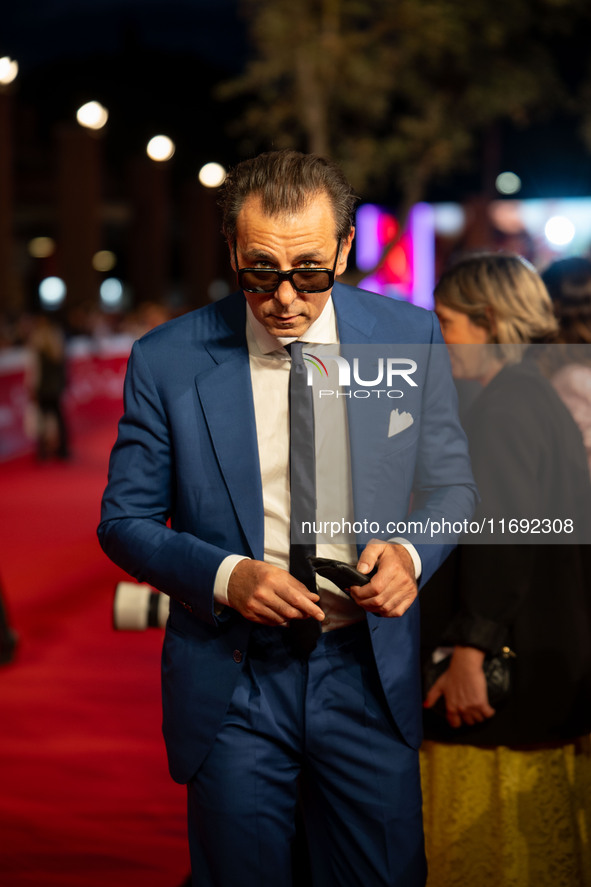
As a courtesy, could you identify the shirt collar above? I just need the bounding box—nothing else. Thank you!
[246,297,339,357]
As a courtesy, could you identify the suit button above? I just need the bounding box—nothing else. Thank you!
[233,650,243,663]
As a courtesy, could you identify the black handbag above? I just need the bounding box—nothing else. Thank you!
[423,646,516,717]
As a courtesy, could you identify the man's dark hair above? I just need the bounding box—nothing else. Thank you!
[219,149,358,244]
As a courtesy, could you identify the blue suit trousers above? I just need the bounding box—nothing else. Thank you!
[186,621,427,887]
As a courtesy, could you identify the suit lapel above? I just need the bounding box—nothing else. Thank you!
[332,282,377,346]
[194,299,264,560]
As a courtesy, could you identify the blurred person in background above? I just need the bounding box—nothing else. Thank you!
[0,576,17,666]
[542,256,591,345]
[542,256,591,473]
[28,314,70,461]
[122,301,172,339]
[420,253,591,886]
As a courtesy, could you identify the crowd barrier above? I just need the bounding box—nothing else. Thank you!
[0,334,134,461]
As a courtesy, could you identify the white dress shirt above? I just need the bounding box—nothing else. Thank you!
[213,296,421,630]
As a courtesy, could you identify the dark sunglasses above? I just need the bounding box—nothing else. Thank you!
[234,239,340,294]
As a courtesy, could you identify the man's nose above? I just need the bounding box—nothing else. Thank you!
[274,279,298,306]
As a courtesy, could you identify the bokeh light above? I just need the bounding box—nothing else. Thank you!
[92,250,117,272]
[146,135,175,162]
[495,171,522,195]
[76,101,109,130]
[100,277,124,309]
[28,237,56,259]
[544,215,576,246]
[0,57,19,85]
[432,204,466,237]
[199,162,227,188]
[39,277,66,308]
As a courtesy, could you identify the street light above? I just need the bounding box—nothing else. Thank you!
[39,276,67,309]
[76,101,109,131]
[147,135,176,162]
[198,162,227,188]
[0,57,18,86]
[545,216,575,247]
[92,250,117,272]
[100,277,124,310]
[28,236,56,259]
[0,57,21,312]
[495,171,522,196]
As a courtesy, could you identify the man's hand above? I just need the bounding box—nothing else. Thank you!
[349,541,418,618]
[227,559,325,626]
[423,646,496,728]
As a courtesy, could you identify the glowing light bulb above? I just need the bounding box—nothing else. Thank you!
[28,237,56,259]
[495,171,521,195]
[544,216,575,247]
[39,277,66,308]
[100,278,124,308]
[199,162,227,188]
[147,136,175,162]
[92,250,117,272]
[0,57,18,85]
[76,101,109,130]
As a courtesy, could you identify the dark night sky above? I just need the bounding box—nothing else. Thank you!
[3,0,244,73]
[2,0,249,187]
[3,0,591,202]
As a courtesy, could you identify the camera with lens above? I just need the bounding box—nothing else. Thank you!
[113,581,170,630]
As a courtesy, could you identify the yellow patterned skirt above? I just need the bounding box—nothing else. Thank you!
[420,736,591,887]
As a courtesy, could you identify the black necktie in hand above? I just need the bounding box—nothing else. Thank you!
[287,341,322,657]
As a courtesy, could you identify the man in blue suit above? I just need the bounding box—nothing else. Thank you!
[99,150,476,887]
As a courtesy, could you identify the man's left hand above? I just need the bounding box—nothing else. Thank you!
[349,541,417,618]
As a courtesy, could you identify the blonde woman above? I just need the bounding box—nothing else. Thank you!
[420,253,591,886]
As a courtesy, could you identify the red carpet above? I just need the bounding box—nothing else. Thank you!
[0,405,190,886]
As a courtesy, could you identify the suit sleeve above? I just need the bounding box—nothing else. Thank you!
[98,340,232,625]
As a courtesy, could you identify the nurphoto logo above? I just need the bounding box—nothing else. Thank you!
[303,352,418,399]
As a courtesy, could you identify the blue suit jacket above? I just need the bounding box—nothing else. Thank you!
[98,282,476,783]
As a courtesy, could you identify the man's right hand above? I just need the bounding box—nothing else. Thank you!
[227,559,325,626]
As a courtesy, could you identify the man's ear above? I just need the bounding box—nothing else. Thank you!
[228,241,237,273]
[336,227,355,276]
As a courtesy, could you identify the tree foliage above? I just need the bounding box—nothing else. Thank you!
[219,0,591,213]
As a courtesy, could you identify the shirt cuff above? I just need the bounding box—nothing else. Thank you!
[390,538,422,580]
[213,554,250,608]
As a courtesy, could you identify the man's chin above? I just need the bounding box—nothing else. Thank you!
[265,317,309,338]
